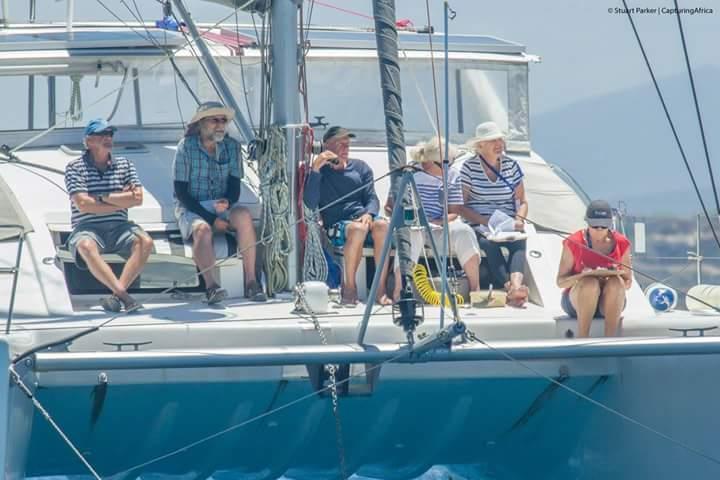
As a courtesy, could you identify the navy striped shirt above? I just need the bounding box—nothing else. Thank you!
[65,152,142,228]
[414,168,463,220]
[459,154,523,223]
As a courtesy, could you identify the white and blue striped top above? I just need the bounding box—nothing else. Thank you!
[459,154,524,223]
[65,152,141,228]
[413,168,464,220]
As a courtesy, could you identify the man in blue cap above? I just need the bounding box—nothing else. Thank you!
[173,101,266,303]
[64,118,154,312]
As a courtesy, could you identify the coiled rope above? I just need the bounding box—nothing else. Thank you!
[258,125,292,295]
[302,205,328,282]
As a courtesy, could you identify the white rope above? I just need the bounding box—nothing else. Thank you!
[302,205,328,282]
[258,125,292,294]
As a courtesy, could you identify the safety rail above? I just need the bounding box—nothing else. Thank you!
[1,224,25,334]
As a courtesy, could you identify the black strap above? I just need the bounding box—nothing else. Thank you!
[480,155,516,193]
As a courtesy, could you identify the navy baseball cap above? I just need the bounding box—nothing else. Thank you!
[585,200,613,228]
[322,126,356,144]
[84,118,117,136]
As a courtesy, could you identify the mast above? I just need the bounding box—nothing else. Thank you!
[372,0,417,336]
[270,0,301,287]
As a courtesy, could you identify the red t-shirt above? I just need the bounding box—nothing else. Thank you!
[563,229,631,274]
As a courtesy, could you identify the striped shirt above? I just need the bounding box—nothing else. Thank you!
[65,152,141,228]
[173,135,242,202]
[460,154,524,223]
[414,168,463,220]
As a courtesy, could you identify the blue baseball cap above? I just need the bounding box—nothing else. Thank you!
[84,118,117,136]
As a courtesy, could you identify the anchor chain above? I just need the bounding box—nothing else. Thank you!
[296,288,349,479]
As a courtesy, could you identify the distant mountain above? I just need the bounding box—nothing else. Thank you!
[531,66,720,217]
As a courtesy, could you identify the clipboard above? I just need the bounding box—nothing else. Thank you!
[578,268,622,278]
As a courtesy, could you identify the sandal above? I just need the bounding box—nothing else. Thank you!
[206,286,228,305]
[100,295,122,313]
[120,295,143,314]
[245,281,267,302]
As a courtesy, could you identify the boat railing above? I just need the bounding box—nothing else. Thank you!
[0,224,25,334]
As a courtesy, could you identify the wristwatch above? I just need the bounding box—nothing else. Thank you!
[97,195,104,204]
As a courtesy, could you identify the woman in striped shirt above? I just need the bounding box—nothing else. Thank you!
[459,122,529,307]
[386,137,482,293]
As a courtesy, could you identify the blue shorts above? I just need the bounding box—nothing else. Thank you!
[327,220,374,248]
[67,220,147,270]
[561,289,626,318]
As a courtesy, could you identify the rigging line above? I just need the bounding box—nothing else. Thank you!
[9,366,102,480]
[312,0,374,21]
[10,6,246,155]
[12,166,402,364]
[464,330,720,467]
[0,160,67,195]
[620,0,720,251]
[102,0,202,113]
[124,0,201,110]
[671,0,720,221]
[234,8,257,131]
[108,340,417,477]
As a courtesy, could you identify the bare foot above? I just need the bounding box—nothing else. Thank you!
[375,294,393,306]
[341,285,359,306]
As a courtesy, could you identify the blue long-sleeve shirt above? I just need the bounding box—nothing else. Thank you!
[303,158,380,228]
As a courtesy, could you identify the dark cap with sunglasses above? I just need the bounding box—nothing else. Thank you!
[585,199,613,229]
[84,118,117,137]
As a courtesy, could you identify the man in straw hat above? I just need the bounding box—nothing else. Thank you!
[304,126,400,305]
[173,101,265,304]
[64,118,154,313]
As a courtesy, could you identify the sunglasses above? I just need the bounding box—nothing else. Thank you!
[207,117,228,124]
[590,225,609,230]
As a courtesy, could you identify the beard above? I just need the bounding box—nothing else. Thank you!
[212,132,225,143]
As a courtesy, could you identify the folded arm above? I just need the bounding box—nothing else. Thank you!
[71,192,126,214]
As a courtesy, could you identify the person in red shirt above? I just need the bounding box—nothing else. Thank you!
[556,200,632,337]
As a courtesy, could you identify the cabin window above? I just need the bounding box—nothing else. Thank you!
[305,57,530,149]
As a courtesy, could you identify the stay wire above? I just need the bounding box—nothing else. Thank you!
[621,0,720,251]
[11,6,247,155]
[671,0,720,222]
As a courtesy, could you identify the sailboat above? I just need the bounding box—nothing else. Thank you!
[0,1,719,479]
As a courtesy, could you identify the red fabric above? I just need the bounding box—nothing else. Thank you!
[564,230,630,274]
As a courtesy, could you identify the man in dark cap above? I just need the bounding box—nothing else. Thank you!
[64,118,154,312]
[304,126,398,305]
[173,101,265,303]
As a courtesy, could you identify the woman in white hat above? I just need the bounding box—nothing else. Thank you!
[459,121,529,307]
[385,137,482,294]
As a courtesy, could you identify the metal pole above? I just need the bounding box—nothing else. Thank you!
[66,0,74,32]
[171,0,255,143]
[28,76,34,130]
[29,0,36,23]
[132,68,142,126]
[270,0,301,288]
[697,213,702,284]
[439,1,451,327]
[1,0,8,25]
[358,173,412,345]
[5,233,24,335]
